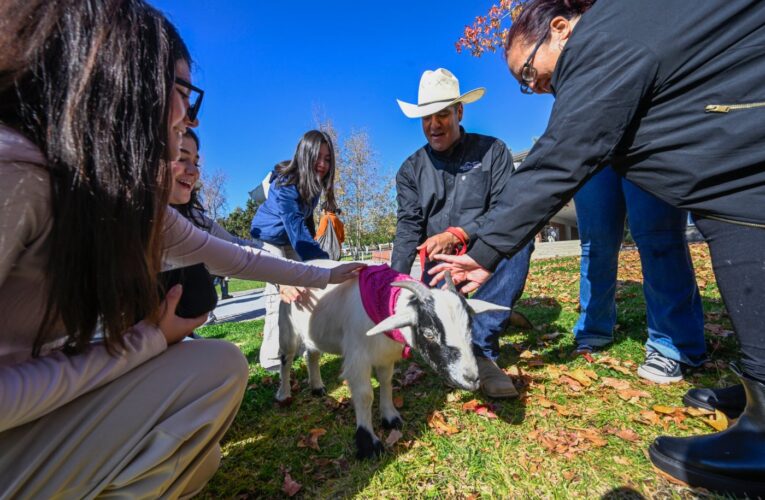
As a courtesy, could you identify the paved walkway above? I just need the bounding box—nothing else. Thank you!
[207,240,583,325]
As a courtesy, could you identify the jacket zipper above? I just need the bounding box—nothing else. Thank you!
[705,102,765,113]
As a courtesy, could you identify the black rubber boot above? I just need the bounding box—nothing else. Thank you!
[649,373,765,496]
[683,384,746,419]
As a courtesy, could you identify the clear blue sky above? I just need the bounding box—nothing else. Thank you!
[152,0,554,212]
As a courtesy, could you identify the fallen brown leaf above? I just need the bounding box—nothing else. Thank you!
[617,388,650,402]
[704,409,729,431]
[602,377,631,391]
[462,399,498,419]
[297,428,327,451]
[385,429,403,447]
[614,428,640,442]
[393,395,404,409]
[282,471,301,497]
[427,411,459,435]
[558,375,584,392]
[401,363,426,386]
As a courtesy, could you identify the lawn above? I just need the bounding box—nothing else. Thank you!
[197,243,738,499]
[227,278,266,294]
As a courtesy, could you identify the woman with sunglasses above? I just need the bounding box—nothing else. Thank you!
[512,11,707,385]
[0,1,362,497]
[431,0,765,494]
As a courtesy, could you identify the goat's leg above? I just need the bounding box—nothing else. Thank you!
[345,363,383,459]
[305,349,326,396]
[375,363,403,430]
[275,315,298,403]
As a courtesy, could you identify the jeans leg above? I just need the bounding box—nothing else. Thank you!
[572,167,626,348]
[470,242,534,360]
[624,180,705,366]
[694,217,765,382]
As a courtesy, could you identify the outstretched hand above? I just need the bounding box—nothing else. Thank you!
[157,284,208,344]
[417,231,460,260]
[328,262,366,284]
[428,253,491,294]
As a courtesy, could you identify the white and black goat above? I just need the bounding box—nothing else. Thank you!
[276,262,508,459]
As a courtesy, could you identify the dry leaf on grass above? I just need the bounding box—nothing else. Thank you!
[617,388,650,402]
[601,377,631,391]
[568,369,597,386]
[297,428,327,451]
[427,411,460,435]
[614,428,640,442]
[462,399,498,419]
[385,429,404,447]
[282,471,302,497]
[558,375,584,392]
[401,363,426,386]
[652,405,679,415]
[613,456,631,466]
[685,406,715,417]
[704,409,729,431]
[393,395,404,408]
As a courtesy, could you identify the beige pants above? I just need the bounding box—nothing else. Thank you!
[0,339,248,499]
[258,242,300,372]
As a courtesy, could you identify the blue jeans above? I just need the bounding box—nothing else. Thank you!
[429,242,533,360]
[573,167,705,366]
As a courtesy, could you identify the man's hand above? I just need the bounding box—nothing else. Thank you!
[417,231,460,260]
[428,254,491,294]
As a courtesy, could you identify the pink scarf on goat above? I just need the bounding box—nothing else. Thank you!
[358,264,413,358]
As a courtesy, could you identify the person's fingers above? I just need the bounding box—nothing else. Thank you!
[184,312,208,331]
[428,262,449,275]
[428,271,446,287]
[431,253,461,264]
[162,284,183,317]
[460,281,480,294]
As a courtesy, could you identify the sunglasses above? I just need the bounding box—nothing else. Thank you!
[174,77,204,122]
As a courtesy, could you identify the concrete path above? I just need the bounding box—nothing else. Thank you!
[207,240,583,325]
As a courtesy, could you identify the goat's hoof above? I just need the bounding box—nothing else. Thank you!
[381,416,403,430]
[311,387,327,397]
[355,427,383,459]
[276,396,293,407]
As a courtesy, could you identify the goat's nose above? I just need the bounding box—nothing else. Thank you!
[464,373,480,390]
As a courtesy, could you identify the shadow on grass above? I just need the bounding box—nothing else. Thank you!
[198,316,533,498]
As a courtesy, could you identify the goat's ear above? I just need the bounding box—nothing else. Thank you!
[366,312,417,336]
[466,298,510,315]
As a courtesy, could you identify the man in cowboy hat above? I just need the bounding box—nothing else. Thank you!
[392,68,534,398]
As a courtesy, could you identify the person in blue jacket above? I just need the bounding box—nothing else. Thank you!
[250,129,337,370]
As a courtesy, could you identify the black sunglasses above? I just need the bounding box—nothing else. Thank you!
[519,33,548,95]
[174,77,204,122]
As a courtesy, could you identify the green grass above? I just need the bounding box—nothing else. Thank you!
[196,243,738,499]
[227,278,266,294]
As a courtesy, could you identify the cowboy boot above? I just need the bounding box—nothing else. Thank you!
[477,357,519,399]
[649,372,765,496]
[683,383,746,419]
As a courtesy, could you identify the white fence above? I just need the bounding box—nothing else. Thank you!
[342,242,393,261]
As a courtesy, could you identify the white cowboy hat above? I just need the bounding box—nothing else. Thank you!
[397,68,485,119]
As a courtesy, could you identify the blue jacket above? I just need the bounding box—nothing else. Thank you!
[250,174,329,261]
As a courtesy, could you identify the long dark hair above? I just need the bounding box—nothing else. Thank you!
[276,129,337,212]
[505,0,596,49]
[0,0,190,354]
[172,129,210,230]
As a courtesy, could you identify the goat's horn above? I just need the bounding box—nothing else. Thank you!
[391,280,432,302]
[444,271,458,294]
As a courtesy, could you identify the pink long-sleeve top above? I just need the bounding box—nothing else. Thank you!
[0,124,330,432]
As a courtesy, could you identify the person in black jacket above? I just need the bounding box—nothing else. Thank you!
[393,68,533,399]
[430,0,765,494]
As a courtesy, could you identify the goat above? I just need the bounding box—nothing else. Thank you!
[276,262,508,459]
